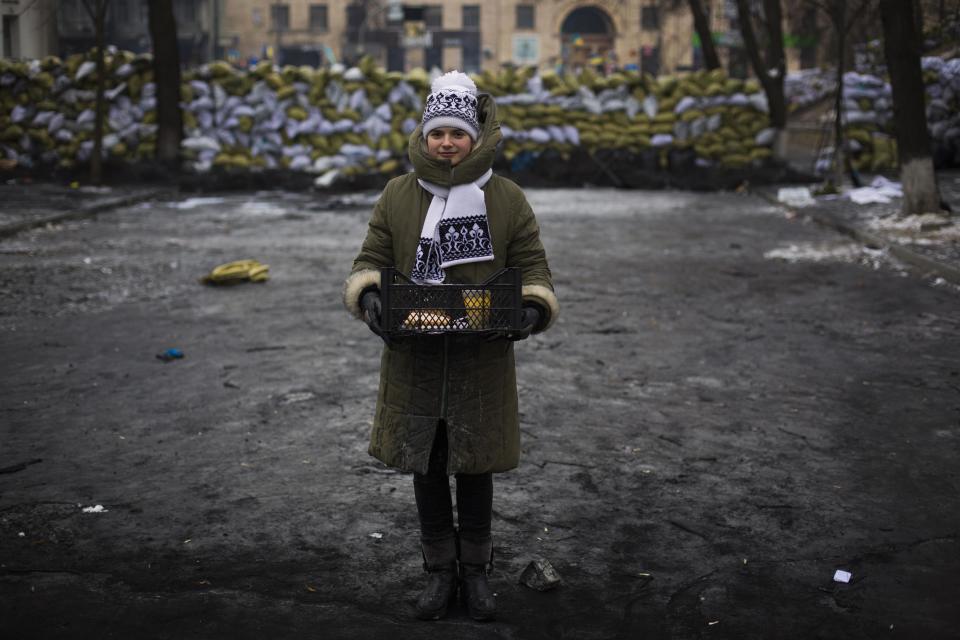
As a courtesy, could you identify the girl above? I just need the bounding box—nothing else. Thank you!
[343,70,558,621]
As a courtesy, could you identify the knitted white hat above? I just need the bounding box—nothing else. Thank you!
[421,70,480,141]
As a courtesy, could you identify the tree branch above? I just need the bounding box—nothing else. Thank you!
[846,0,876,34]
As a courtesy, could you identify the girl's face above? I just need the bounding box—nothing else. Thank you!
[426,127,474,166]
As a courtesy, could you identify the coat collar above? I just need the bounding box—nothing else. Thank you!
[408,93,501,187]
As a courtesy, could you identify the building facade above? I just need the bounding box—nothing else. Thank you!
[0,0,844,78]
[54,0,213,66]
[219,1,832,76]
[1,0,58,59]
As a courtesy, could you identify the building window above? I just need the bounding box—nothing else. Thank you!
[462,5,480,30]
[424,5,442,29]
[346,3,365,29]
[516,4,534,30]
[309,4,328,32]
[271,3,290,31]
[462,34,481,72]
[425,44,442,70]
[641,6,659,31]
[174,0,196,27]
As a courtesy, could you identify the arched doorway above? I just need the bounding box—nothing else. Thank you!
[560,6,615,72]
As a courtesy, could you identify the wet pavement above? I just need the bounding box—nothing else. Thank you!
[1,184,959,639]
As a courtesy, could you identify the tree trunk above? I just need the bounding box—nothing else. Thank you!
[734,0,788,156]
[147,0,182,168]
[913,0,925,43]
[90,1,107,185]
[833,2,847,189]
[879,0,943,215]
[689,0,721,70]
[761,0,787,145]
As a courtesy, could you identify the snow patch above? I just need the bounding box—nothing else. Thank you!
[81,504,108,513]
[168,197,227,210]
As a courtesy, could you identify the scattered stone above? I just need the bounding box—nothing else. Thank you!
[519,557,562,591]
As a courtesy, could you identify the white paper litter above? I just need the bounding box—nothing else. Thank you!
[777,186,816,208]
[369,532,383,539]
[847,175,903,204]
[169,197,227,210]
[764,242,864,263]
[81,504,108,513]
[833,569,852,583]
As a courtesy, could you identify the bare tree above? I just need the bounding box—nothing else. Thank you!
[80,0,108,185]
[689,0,721,70]
[879,0,944,215]
[147,0,182,168]
[805,0,875,187]
[734,0,787,156]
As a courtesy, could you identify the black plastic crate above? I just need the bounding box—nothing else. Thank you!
[380,267,522,336]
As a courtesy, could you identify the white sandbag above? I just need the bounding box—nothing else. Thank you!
[643,94,658,118]
[844,110,878,125]
[348,88,370,115]
[563,125,580,146]
[282,144,309,158]
[289,154,312,170]
[674,96,697,115]
[198,111,213,130]
[689,117,706,139]
[46,112,65,134]
[529,128,551,144]
[213,83,227,110]
[75,61,96,81]
[755,128,776,146]
[76,109,95,127]
[314,168,341,188]
[340,143,374,160]
[651,133,673,147]
[104,82,127,101]
[181,136,221,152]
[601,98,625,113]
[547,125,566,144]
[343,67,364,81]
[749,93,769,112]
[215,129,236,146]
[11,105,30,123]
[190,96,214,111]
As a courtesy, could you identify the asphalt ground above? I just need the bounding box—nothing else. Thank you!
[1,187,958,639]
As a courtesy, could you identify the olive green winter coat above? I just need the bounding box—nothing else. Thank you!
[343,93,559,475]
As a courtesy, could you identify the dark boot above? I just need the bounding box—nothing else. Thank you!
[458,537,495,621]
[460,563,496,621]
[415,539,458,621]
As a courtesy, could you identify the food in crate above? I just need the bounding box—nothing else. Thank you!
[381,267,521,336]
[402,309,452,330]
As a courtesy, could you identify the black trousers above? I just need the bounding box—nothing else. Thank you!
[413,421,492,562]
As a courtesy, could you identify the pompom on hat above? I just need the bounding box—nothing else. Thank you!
[421,70,480,141]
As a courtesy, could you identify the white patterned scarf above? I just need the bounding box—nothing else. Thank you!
[411,169,494,284]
